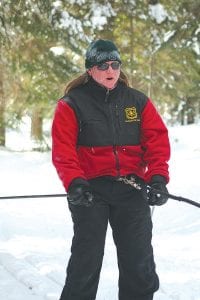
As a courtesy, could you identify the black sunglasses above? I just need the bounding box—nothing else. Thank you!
[97,61,121,71]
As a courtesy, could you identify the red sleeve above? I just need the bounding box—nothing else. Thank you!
[51,100,86,191]
[141,99,170,183]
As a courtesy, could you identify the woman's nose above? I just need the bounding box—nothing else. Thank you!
[106,65,113,72]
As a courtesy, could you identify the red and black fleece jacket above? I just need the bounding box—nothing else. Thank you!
[52,78,170,191]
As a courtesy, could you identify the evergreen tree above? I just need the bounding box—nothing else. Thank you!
[0,0,113,148]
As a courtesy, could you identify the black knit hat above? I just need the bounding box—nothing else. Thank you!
[85,39,121,69]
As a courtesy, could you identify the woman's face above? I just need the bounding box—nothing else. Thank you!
[87,61,121,90]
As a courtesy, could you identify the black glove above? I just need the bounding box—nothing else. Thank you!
[67,178,93,207]
[148,175,168,206]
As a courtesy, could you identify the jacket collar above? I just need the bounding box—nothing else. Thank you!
[86,77,123,101]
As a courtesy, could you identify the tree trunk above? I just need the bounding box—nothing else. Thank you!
[180,108,185,125]
[186,98,195,124]
[0,68,6,146]
[31,107,43,142]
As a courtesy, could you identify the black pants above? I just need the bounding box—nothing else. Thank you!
[60,177,159,300]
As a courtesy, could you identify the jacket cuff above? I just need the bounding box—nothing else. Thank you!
[150,175,167,184]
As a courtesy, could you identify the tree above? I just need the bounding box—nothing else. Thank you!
[0,0,117,148]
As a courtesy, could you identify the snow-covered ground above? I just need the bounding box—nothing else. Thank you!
[0,124,200,300]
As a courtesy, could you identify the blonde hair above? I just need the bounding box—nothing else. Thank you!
[64,70,130,94]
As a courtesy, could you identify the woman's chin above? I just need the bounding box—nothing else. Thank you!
[103,79,117,90]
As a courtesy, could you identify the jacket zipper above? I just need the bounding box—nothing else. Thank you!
[113,146,120,176]
[105,89,120,176]
[115,103,121,130]
[105,89,110,103]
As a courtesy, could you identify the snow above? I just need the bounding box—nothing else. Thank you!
[149,4,168,24]
[0,124,200,300]
[50,47,65,56]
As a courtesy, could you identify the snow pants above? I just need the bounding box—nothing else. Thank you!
[60,176,159,300]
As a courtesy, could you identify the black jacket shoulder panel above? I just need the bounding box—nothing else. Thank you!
[59,94,82,122]
[61,92,81,111]
[68,84,89,98]
[126,87,148,111]
[61,94,72,104]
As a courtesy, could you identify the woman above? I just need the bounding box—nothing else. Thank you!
[52,39,170,300]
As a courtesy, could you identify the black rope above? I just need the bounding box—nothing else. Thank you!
[0,189,199,208]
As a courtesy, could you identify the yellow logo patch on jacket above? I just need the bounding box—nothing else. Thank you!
[125,107,140,122]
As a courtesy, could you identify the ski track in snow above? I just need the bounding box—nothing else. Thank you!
[0,124,200,300]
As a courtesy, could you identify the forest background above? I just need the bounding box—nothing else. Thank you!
[0,0,199,150]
